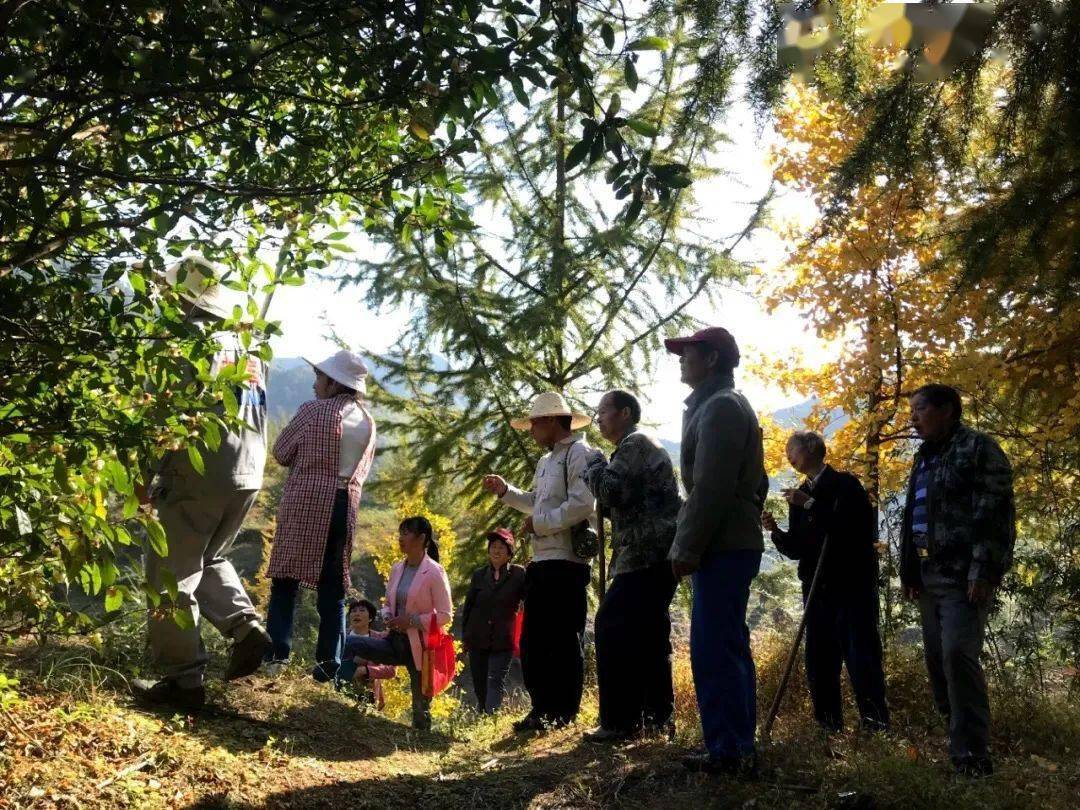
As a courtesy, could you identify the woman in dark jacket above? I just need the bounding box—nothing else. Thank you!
[461,528,526,714]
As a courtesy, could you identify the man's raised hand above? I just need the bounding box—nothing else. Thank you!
[482,474,508,497]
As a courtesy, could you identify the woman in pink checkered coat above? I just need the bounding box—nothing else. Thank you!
[264,349,377,681]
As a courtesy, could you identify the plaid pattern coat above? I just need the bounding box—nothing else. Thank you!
[267,394,376,589]
[900,423,1015,587]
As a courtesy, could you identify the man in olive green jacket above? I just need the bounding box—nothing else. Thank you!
[666,327,768,778]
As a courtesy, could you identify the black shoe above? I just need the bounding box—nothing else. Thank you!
[954,756,994,778]
[643,721,676,741]
[513,714,546,733]
[683,751,759,780]
[584,726,640,744]
[131,678,205,711]
[226,624,272,681]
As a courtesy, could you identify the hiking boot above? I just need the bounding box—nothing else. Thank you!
[513,714,545,733]
[263,660,286,678]
[954,756,994,779]
[683,751,759,780]
[584,726,640,744]
[131,678,205,711]
[226,624,272,681]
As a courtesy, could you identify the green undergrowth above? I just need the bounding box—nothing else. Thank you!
[1,626,1077,809]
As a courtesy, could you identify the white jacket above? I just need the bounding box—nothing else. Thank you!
[500,435,603,564]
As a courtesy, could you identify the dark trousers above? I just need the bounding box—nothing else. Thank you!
[344,631,432,729]
[803,583,890,731]
[265,490,348,681]
[595,562,678,732]
[469,649,513,714]
[520,559,589,724]
[691,548,761,759]
[918,561,992,762]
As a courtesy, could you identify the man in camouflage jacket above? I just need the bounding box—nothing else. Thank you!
[583,390,682,741]
[901,384,1015,778]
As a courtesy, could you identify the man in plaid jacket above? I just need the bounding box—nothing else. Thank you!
[901,383,1015,778]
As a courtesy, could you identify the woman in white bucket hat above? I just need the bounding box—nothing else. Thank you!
[264,349,378,681]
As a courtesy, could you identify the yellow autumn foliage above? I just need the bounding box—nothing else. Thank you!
[762,76,1080,551]
[367,485,464,725]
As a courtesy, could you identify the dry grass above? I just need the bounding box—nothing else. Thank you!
[2,629,1077,809]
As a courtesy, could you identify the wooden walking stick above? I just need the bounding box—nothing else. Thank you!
[762,533,831,743]
[597,506,607,600]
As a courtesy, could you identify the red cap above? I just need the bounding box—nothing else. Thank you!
[664,326,740,367]
[486,527,515,555]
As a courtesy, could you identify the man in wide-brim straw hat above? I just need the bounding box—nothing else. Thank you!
[132,255,272,710]
[482,391,603,732]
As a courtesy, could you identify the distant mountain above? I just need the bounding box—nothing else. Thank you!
[772,398,848,435]
[267,355,448,421]
[659,397,836,462]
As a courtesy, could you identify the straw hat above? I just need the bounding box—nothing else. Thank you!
[510,392,590,431]
[163,255,248,321]
[304,349,369,394]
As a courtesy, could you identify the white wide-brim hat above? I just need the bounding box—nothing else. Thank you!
[163,255,248,321]
[510,391,591,431]
[304,349,369,394]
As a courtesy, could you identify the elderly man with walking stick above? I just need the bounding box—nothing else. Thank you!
[762,431,889,738]
[665,327,769,778]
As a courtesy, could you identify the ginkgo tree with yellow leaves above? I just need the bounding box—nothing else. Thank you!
[762,77,1080,670]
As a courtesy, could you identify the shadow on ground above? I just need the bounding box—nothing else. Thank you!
[127,687,453,764]
[182,737,813,810]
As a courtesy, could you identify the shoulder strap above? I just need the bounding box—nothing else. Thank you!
[562,440,578,498]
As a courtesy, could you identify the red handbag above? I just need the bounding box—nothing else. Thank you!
[511,608,524,659]
[421,613,456,698]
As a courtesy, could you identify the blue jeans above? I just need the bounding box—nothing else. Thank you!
[265,491,348,681]
[344,631,431,729]
[690,548,761,759]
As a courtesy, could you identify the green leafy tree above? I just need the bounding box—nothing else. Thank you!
[345,1,767,566]
[0,0,594,633]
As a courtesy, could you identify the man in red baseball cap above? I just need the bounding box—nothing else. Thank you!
[662,326,741,368]
[664,325,768,778]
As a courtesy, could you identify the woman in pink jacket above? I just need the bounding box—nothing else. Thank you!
[344,516,452,730]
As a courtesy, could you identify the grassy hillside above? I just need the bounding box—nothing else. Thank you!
[4,429,1076,808]
[2,628,1077,808]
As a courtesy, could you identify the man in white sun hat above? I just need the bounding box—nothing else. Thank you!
[133,256,272,710]
[482,391,603,731]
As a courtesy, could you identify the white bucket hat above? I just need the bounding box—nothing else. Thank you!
[510,391,591,431]
[163,255,248,321]
[304,349,369,394]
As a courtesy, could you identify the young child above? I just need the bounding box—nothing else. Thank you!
[337,598,395,709]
